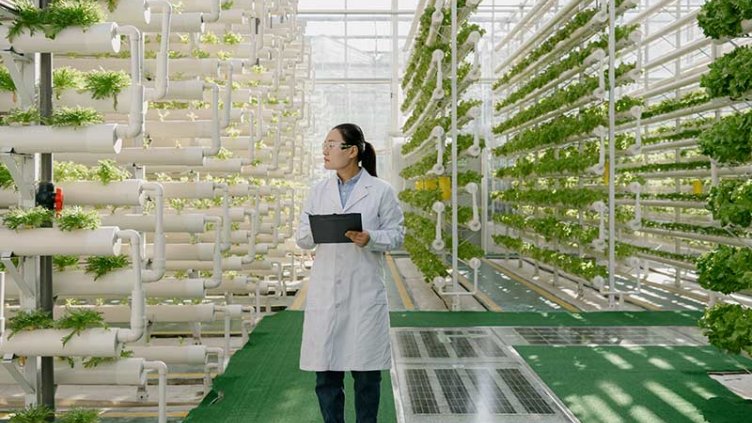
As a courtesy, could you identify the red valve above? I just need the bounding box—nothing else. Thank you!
[54,187,64,213]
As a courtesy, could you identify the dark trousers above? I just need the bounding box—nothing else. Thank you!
[315,370,381,423]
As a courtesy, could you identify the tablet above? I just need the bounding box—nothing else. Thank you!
[309,213,363,244]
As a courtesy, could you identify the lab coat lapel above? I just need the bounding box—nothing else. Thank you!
[343,171,372,212]
[325,177,343,212]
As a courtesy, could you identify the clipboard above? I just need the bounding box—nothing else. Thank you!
[309,213,363,244]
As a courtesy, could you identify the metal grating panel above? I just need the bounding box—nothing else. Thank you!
[497,369,554,414]
[435,369,476,414]
[398,332,422,358]
[512,326,700,346]
[420,331,450,358]
[405,369,440,414]
[474,336,507,357]
[451,337,478,358]
[466,369,516,414]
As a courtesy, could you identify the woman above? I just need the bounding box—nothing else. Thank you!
[296,123,405,423]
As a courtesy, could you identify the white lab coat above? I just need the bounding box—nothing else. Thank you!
[296,170,404,371]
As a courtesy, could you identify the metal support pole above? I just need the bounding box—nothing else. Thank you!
[37,0,56,414]
[607,0,617,308]
[450,0,459,311]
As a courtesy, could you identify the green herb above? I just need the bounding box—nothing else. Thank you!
[55,308,108,345]
[53,66,83,99]
[9,404,54,423]
[92,159,129,184]
[3,206,53,230]
[701,46,752,99]
[49,106,103,127]
[58,408,101,423]
[2,107,41,126]
[54,255,80,271]
[697,245,752,294]
[0,164,15,189]
[222,31,243,45]
[698,303,752,355]
[7,310,54,338]
[0,67,16,92]
[57,206,101,231]
[85,255,129,280]
[82,69,130,107]
[698,110,752,165]
[697,0,752,39]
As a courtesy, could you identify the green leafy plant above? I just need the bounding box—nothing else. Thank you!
[221,0,234,10]
[200,31,219,44]
[8,0,104,41]
[698,110,752,165]
[698,303,752,355]
[707,179,752,227]
[48,106,103,127]
[82,349,132,369]
[696,245,752,294]
[9,404,54,423]
[58,408,101,423]
[223,31,243,45]
[57,206,101,231]
[698,0,752,39]
[55,308,108,345]
[53,66,83,99]
[82,69,130,107]
[7,310,54,338]
[701,46,752,99]
[0,67,17,92]
[0,164,15,189]
[3,206,54,230]
[2,107,41,126]
[54,255,80,271]
[54,161,90,182]
[85,255,129,280]
[92,159,129,184]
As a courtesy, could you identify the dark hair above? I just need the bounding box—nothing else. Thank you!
[332,123,377,177]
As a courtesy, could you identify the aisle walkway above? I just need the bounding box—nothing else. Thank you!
[184,309,752,423]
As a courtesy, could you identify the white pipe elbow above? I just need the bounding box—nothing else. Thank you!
[116,230,146,344]
[145,0,172,101]
[203,0,221,23]
[141,182,166,282]
[203,215,223,289]
[115,25,145,139]
[143,360,168,423]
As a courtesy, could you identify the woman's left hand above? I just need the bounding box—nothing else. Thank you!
[345,230,370,247]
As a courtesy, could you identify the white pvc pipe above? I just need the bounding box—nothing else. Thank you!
[0,328,120,357]
[202,215,224,289]
[116,25,146,139]
[144,0,172,100]
[132,345,207,364]
[166,256,243,271]
[0,23,120,54]
[115,230,146,343]
[101,213,206,233]
[143,361,168,423]
[159,79,205,100]
[140,182,166,282]
[118,147,206,166]
[55,358,146,385]
[0,227,121,256]
[56,89,133,113]
[202,83,222,156]
[0,124,121,154]
[58,180,143,206]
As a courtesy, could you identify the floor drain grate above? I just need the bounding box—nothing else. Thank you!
[511,326,704,346]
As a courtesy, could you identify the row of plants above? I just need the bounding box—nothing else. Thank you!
[707,179,752,227]
[54,160,130,184]
[495,142,599,178]
[639,91,710,120]
[9,405,102,423]
[3,206,99,231]
[1,106,103,127]
[403,233,449,283]
[698,0,752,39]
[491,187,607,210]
[402,23,484,112]
[405,212,485,260]
[53,254,130,279]
[400,99,481,154]
[698,109,752,165]
[626,244,700,263]
[8,0,103,41]
[639,218,745,238]
[498,24,639,109]
[492,233,608,281]
[616,160,711,175]
[493,213,598,246]
[402,62,473,132]
[701,45,752,99]
[494,63,637,135]
[8,307,106,345]
[52,66,130,107]
[400,134,486,179]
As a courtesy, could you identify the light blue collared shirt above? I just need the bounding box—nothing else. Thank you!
[337,168,364,208]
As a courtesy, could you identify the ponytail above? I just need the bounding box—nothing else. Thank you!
[332,122,378,177]
[361,141,377,177]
